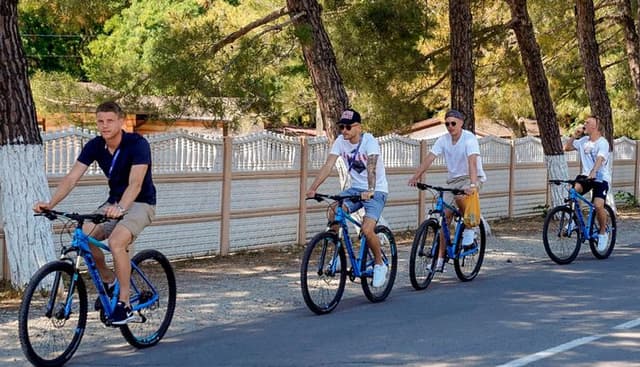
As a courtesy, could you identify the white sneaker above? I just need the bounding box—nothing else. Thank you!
[462,229,475,246]
[372,264,388,287]
[330,257,341,272]
[564,220,577,234]
[597,233,609,252]
[427,258,445,273]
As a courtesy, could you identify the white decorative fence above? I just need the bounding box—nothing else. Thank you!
[1,127,638,279]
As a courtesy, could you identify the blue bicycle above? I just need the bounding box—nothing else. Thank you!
[19,210,176,367]
[543,179,616,264]
[409,183,486,290]
[300,193,397,315]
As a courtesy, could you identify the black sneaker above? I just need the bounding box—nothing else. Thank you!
[94,281,116,311]
[111,301,135,325]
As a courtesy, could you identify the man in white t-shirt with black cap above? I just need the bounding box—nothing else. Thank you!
[408,109,487,272]
[306,108,390,287]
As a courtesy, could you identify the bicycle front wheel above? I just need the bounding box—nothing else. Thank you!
[19,261,87,367]
[543,206,581,264]
[361,225,397,302]
[120,249,177,348]
[588,203,616,259]
[454,220,486,281]
[300,231,347,315]
[409,219,439,290]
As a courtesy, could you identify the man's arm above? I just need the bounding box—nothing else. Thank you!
[408,152,436,186]
[34,161,88,212]
[588,156,605,179]
[306,154,339,198]
[467,153,479,185]
[564,127,583,152]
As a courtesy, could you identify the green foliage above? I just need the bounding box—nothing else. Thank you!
[615,191,639,207]
[18,0,125,78]
[23,0,640,138]
[328,0,435,131]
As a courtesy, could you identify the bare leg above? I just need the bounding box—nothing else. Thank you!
[108,225,133,304]
[82,223,115,283]
[362,217,382,264]
[594,197,607,234]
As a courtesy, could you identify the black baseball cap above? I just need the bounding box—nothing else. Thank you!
[338,109,361,125]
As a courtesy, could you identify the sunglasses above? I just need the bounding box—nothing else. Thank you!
[444,120,457,127]
[338,124,356,131]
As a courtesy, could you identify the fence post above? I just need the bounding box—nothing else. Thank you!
[418,140,427,225]
[508,140,515,218]
[298,137,308,245]
[220,135,232,255]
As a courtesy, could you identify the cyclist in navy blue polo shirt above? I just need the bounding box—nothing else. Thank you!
[34,101,156,324]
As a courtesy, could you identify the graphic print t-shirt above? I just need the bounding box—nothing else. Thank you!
[329,133,388,193]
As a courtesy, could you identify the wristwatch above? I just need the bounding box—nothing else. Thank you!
[469,183,477,188]
[115,203,126,212]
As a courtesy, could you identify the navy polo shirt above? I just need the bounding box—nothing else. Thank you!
[78,131,156,205]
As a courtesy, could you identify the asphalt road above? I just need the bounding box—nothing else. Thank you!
[66,242,640,367]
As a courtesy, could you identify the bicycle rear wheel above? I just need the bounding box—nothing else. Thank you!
[409,219,439,290]
[454,220,486,281]
[300,231,347,315]
[588,204,616,259]
[120,249,176,348]
[361,225,397,302]
[19,261,87,367]
[542,206,581,264]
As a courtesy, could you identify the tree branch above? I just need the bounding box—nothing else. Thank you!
[408,68,450,102]
[209,7,292,55]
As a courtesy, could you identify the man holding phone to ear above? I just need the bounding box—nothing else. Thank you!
[563,116,611,251]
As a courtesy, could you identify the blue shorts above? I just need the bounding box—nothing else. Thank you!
[339,187,387,221]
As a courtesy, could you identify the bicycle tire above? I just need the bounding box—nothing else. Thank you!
[19,261,88,367]
[300,231,347,315]
[454,220,486,281]
[120,249,176,348]
[409,219,439,290]
[361,225,397,302]
[542,206,581,264]
[588,204,617,259]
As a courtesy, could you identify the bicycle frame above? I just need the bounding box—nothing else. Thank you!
[429,192,471,259]
[566,186,597,241]
[332,204,376,278]
[58,222,159,322]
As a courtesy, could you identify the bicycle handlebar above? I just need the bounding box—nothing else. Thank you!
[415,182,466,196]
[306,193,365,203]
[35,209,122,223]
[548,178,594,186]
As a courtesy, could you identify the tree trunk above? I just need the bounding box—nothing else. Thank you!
[618,0,640,110]
[505,0,568,207]
[449,0,475,132]
[0,1,56,287]
[286,0,349,140]
[575,0,613,148]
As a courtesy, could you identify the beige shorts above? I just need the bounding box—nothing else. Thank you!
[95,201,155,241]
[445,176,483,204]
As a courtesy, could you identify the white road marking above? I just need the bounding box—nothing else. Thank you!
[613,317,640,330]
[497,316,640,367]
[496,336,602,367]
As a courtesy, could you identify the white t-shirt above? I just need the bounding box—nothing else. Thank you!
[572,136,611,183]
[330,133,388,193]
[431,130,487,183]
